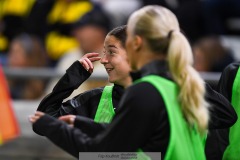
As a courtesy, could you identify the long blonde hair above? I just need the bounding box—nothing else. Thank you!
[128,5,209,134]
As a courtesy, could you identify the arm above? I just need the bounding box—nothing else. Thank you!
[58,114,108,137]
[32,83,162,157]
[37,61,90,117]
[206,83,237,129]
[37,53,101,117]
[74,116,108,137]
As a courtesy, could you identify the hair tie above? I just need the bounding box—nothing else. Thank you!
[168,30,174,39]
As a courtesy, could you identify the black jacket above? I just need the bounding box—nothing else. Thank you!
[205,63,239,160]
[37,61,124,118]
[33,60,236,159]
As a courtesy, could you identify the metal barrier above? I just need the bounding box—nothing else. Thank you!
[2,67,221,82]
[3,67,108,80]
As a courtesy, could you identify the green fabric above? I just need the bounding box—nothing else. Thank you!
[223,67,240,160]
[135,75,206,160]
[94,86,147,159]
[135,149,151,160]
[94,86,115,123]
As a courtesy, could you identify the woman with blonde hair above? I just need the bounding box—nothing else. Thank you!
[29,5,235,160]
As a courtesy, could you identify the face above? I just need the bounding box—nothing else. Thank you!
[8,41,28,68]
[73,25,105,53]
[193,47,210,72]
[100,35,131,86]
[126,25,138,71]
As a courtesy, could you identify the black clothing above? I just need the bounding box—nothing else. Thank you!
[205,63,239,160]
[37,61,124,118]
[34,60,171,158]
[33,60,236,159]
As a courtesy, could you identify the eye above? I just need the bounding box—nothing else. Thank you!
[108,50,114,55]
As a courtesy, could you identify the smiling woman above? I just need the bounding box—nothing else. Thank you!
[101,26,131,87]
[30,25,130,126]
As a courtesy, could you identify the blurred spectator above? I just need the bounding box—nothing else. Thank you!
[92,0,141,26]
[45,8,110,99]
[0,0,35,53]
[4,0,94,66]
[42,0,93,65]
[193,36,235,72]
[7,34,48,99]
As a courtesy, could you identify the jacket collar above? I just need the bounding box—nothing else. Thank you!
[130,60,172,81]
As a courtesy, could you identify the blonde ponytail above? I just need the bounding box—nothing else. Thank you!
[128,5,209,134]
[168,31,209,134]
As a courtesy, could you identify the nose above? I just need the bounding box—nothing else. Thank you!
[100,53,108,64]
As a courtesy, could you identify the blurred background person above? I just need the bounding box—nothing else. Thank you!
[26,0,94,66]
[44,8,111,99]
[0,0,35,53]
[7,34,48,99]
[193,36,235,72]
[92,0,141,26]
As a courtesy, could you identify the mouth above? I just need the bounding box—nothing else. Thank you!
[105,68,114,73]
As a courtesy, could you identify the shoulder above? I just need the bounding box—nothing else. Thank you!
[219,62,240,87]
[73,87,105,102]
[222,63,239,78]
[122,82,164,113]
[218,63,240,100]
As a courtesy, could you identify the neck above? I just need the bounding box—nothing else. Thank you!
[136,51,166,70]
[115,76,132,89]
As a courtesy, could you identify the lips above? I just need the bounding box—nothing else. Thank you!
[105,68,114,73]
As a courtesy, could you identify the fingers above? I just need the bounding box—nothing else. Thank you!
[79,53,101,73]
[84,52,100,59]
[58,115,76,125]
[84,58,94,70]
[35,111,45,116]
[28,111,45,124]
[79,58,93,73]
[89,57,101,62]
[28,115,41,123]
[79,59,90,71]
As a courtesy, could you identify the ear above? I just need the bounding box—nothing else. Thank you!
[133,35,142,51]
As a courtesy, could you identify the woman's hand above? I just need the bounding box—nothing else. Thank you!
[79,52,101,73]
[28,111,45,124]
[58,115,76,127]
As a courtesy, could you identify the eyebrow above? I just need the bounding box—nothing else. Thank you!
[107,45,118,49]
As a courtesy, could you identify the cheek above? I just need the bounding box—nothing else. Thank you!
[116,57,131,76]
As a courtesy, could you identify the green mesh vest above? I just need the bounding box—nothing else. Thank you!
[94,86,115,123]
[223,67,240,160]
[134,75,206,160]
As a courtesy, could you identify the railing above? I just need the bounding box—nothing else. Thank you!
[2,67,221,82]
[3,67,108,80]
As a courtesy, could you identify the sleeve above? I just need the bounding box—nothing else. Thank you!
[37,61,91,117]
[217,63,239,101]
[206,83,237,129]
[32,82,163,157]
[74,116,108,137]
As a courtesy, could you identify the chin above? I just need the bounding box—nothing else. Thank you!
[108,78,115,84]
